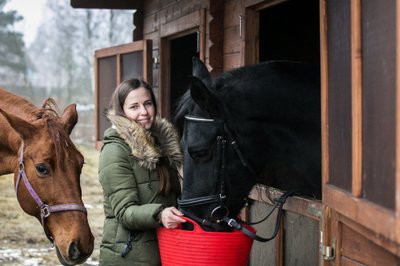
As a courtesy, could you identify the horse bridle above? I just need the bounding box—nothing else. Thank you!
[178,115,298,242]
[15,143,87,243]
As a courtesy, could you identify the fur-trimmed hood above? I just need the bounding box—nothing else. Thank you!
[106,111,182,170]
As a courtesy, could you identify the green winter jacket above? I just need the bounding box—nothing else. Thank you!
[98,112,182,266]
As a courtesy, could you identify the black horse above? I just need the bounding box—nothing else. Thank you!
[174,58,321,232]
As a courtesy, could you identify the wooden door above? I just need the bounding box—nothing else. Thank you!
[94,40,152,149]
[320,0,400,264]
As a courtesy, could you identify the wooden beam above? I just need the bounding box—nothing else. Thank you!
[320,0,329,187]
[70,0,141,10]
[396,0,400,244]
[133,9,143,41]
[248,185,322,221]
[351,0,362,197]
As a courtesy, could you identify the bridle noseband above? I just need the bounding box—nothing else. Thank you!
[15,143,87,243]
[178,115,298,242]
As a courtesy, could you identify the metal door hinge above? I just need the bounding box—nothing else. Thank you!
[321,242,335,261]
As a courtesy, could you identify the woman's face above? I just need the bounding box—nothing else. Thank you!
[123,87,156,130]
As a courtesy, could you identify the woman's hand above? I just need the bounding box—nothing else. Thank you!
[160,207,186,229]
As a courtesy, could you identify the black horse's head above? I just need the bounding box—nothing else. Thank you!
[175,58,257,230]
[175,58,321,231]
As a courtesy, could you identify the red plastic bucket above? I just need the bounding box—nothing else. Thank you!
[157,217,255,266]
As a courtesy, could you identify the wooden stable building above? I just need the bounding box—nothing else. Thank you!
[71,0,400,265]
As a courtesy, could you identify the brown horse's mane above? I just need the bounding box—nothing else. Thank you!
[38,98,59,118]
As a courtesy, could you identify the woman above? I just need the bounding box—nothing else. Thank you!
[98,79,185,265]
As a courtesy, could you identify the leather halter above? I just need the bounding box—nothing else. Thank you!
[178,115,297,242]
[15,143,87,243]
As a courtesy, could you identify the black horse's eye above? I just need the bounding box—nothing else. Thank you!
[35,164,49,176]
[188,148,211,162]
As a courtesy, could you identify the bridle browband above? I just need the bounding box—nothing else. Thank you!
[178,115,297,242]
[15,143,87,243]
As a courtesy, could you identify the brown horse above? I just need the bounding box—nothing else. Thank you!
[0,87,94,265]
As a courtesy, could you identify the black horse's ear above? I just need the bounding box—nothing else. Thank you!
[192,57,212,88]
[189,76,222,118]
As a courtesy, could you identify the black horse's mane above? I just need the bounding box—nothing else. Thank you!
[173,60,314,129]
[173,62,262,125]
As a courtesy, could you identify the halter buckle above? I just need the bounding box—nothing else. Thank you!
[226,218,241,230]
[41,204,51,218]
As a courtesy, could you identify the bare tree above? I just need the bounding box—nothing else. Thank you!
[25,0,133,144]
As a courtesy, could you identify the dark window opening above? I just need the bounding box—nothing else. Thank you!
[259,0,320,65]
[170,33,199,116]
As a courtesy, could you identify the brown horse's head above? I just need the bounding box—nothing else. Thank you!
[0,104,94,265]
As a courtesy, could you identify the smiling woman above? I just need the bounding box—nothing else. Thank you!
[98,78,184,266]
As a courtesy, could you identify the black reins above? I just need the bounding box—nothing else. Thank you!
[178,115,296,242]
[221,190,300,242]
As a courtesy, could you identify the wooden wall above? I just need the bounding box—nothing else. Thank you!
[135,0,264,78]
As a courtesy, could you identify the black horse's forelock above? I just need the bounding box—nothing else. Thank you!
[173,90,194,131]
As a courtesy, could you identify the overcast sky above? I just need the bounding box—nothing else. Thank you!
[4,0,47,46]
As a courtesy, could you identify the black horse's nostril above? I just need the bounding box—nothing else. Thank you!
[68,241,81,261]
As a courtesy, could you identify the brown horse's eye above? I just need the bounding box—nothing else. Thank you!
[36,164,49,176]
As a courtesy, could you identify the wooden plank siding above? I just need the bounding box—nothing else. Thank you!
[224,0,243,68]
[142,0,208,51]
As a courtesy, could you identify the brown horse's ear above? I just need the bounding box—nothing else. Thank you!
[0,108,36,141]
[61,104,78,135]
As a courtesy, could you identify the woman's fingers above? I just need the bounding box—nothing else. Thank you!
[161,207,186,228]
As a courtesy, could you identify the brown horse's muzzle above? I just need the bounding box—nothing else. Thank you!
[51,212,94,265]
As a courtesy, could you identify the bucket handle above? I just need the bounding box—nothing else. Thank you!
[182,216,206,232]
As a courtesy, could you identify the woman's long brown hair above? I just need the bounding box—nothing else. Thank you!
[157,156,181,197]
